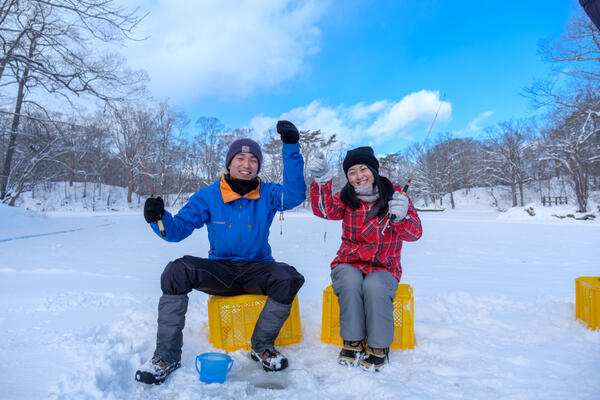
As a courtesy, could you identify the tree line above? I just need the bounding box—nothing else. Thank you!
[0,1,599,211]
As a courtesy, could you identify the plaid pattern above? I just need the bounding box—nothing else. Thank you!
[310,180,422,281]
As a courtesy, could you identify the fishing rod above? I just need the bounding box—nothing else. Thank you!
[138,152,166,237]
[384,95,445,227]
[401,95,445,195]
[131,126,166,237]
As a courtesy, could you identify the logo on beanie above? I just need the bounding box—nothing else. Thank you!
[242,145,249,152]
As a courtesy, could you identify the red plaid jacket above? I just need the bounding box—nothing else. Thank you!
[310,180,422,281]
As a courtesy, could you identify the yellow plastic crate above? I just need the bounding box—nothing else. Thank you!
[208,294,302,353]
[575,277,600,330]
[321,284,415,350]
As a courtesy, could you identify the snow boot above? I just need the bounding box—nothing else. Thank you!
[250,347,288,372]
[338,340,364,367]
[360,345,389,372]
[135,357,181,385]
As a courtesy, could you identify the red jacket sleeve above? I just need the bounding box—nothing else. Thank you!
[310,180,345,220]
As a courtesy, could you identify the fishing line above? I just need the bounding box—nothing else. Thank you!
[130,121,166,237]
[402,94,445,194]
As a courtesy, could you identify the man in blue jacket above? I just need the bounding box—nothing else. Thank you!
[135,121,306,385]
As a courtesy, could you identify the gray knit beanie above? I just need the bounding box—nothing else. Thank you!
[225,138,263,173]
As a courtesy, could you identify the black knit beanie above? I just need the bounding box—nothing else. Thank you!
[225,138,263,173]
[343,146,379,177]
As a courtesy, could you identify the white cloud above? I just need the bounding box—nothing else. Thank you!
[248,90,453,145]
[366,90,451,141]
[248,100,346,141]
[459,110,495,135]
[123,0,325,102]
[347,100,389,122]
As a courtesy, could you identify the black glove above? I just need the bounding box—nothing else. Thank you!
[276,120,300,144]
[144,196,164,223]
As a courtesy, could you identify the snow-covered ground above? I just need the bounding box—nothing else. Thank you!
[1,185,599,399]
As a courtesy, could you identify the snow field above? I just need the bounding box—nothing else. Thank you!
[0,205,599,399]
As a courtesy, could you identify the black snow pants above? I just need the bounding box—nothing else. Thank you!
[154,255,305,363]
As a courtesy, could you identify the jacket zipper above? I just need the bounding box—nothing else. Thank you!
[237,202,242,256]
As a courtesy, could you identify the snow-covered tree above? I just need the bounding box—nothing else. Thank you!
[260,129,283,184]
[299,129,337,200]
[194,117,229,186]
[409,135,482,209]
[483,121,533,207]
[525,9,600,109]
[107,105,155,203]
[0,0,146,202]
[542,95,600,212]
[151,101,187,199]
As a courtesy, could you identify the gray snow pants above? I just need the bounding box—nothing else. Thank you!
[153,256,304,363]
[331,264,398,348]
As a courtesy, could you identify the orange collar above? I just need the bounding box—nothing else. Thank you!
[220,173,261,203]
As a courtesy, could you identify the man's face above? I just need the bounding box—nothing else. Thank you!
[229,152,259,180]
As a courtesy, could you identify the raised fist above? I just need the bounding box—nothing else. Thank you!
[308,152,335,184]
[144,196,164,223]
[276,120,300,144]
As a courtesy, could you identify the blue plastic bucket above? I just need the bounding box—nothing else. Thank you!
[195,352,234,384]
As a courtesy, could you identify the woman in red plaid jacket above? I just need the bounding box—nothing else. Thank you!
[309,146,422,371]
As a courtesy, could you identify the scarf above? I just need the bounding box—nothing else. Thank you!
[225,174,259,196]
[354,184,379,204]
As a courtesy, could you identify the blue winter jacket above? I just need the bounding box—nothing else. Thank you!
[150,142,306,262]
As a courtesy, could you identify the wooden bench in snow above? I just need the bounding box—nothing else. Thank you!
[542,196,568,206]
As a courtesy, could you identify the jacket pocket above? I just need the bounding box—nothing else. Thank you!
[360,219,379,243]
[209,219,232,256]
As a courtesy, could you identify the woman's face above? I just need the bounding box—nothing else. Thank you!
[347,164,375,187]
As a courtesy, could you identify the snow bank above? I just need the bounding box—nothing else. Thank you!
[16,181,145,213]
[11,179,600,219]
[498,203,598,224]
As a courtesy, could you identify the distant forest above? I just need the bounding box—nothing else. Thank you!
[1,1,599,211]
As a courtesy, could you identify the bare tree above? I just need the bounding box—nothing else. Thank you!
[542,96,600,212]
[412,145,444,207]
[152,101,186,198]
[299,129,337,201]
[260,129,283,183]
[0,0,147,202]
[483,121,533,207]
[524,9,600,109]
[378,152,411,186]
[79,117,111,199]
[540,11,600,84]
[429,135,464,209]
[108,105,154,203]
[195,117,228,185]
[2,110,70,205]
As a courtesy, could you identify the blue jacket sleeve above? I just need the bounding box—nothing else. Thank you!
[150,190,210,242]
[266,142,306,210]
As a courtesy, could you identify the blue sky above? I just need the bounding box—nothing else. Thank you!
[123,0,577,154]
